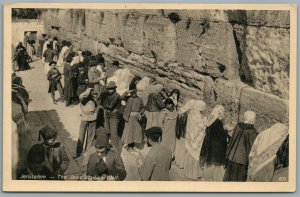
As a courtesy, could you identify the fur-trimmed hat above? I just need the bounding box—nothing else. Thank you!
[38,125,57,141]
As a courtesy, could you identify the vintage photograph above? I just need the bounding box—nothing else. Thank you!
[4,4,296,192]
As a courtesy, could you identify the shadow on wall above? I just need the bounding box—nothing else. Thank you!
[227,10,254,86]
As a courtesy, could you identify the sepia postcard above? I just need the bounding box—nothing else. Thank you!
[3,3,297,192]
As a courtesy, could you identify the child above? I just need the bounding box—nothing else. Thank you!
[37,125,70,179]
[47,61,63,104]
[160,98,178,155]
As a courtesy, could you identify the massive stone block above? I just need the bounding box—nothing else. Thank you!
[163,9,229,22]
[205,79,246,126]
[239,87,289,124]
[123,12,145,54]
[142,16,177,61]
[244,26,290,99]
[246,10,290,28]
[190,22,240,80]
[175,19,204,67]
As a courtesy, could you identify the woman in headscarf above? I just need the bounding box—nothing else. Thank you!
[74,88,99,159]
[200,105,229,181]
[183,100,207,180]
[14,42,31,71]
[247,123,288,182]
[223,111,258,182]
[160,98,179,155]
[169,89,185,169]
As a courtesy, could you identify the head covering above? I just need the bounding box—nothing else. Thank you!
[95,127,110,138]
[243,111,256,125]
[106,81,117,89]
[191,100,206,112]
[79,88,93,100]
[89,56,97,67]
[49,61,57,66]
[38,125,57,141]
[145,127,162,141]
[95,133,109,148]
[27,144,46,164]
[207,105,225,126]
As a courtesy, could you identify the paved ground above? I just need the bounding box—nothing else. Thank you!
[17,57,190,181]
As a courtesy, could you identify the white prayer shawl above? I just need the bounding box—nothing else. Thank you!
[184,100,207,160]
[57,46,69,67]
[247,123,288,181]
[107,68,134,96]
[136,77,151,98]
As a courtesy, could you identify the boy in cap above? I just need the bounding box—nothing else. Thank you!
[36,125,70,179]
[47,61,63,104]
[139,127,172,181]
[17,144,54,180]
[87,132,126,181]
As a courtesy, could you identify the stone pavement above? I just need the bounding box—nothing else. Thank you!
[17,57,190,181]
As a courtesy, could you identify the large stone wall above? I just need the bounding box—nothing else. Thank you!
[40,9,290,130]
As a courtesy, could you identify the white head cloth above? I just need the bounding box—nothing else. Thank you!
[207,105,225,127]
[243,111,256,125]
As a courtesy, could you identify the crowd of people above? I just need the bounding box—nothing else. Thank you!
[12,34,289,182]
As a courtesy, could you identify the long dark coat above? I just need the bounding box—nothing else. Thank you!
[63,62,74,102]
[200,119,229,166]
[87,149,126,181]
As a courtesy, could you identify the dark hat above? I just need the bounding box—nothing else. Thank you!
[49,61,57,66]
[95,133,109,148]
[27,144,46,164]
[145,127,162,141]
[95,127,110,139]
[89,56,97,67]
[38,125,57,141]
[106,81,117,89]
[42,34,47,37]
